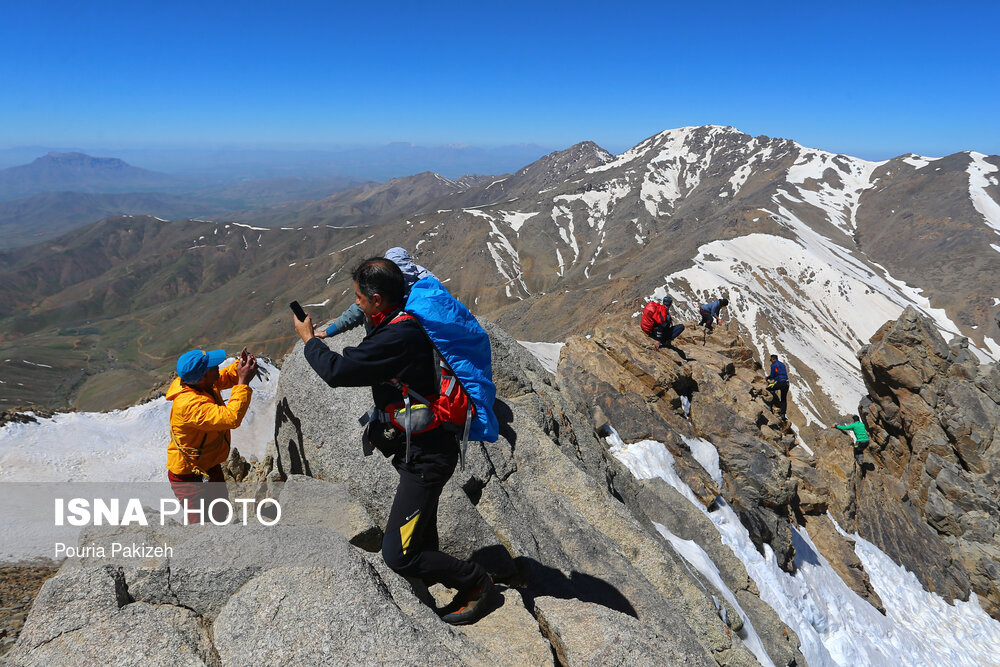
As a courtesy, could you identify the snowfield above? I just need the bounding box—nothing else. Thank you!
[608,432,1000,667]
[517,341,565,374]
[661,231,989,423]
[968,151,1000,235]
[0,360,279,483]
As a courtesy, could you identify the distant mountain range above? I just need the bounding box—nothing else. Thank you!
[1,126,998,417]
[0,151,366,248]
[0,143,555,182]
[0,152,182,200]
[0,191,230,249]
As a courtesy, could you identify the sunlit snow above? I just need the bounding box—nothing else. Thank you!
[968,152,1000,235]
[517,341,565,375]
[663,227,989,421]
[785,148,885,235]
[0,361,279,483]
[900,154,940,170]
[607,432,1000,667]
[655,521,775,667]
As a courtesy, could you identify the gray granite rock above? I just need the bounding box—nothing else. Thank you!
[213,565,484,666]
[534,596,717,667]
[6,567,217,667]
[456,588,554,667]
[277,474,382,551]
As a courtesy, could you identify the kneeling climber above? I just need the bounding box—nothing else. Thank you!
[641,296,686,356]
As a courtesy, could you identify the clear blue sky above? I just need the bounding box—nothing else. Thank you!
[2,1,998,159]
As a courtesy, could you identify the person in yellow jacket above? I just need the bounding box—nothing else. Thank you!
[166,348,257,524]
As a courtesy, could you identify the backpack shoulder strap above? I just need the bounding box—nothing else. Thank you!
[389,311,416,325]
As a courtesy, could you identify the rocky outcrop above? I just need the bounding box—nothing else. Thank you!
[559,309,1000,621]
[776,306,1000,620]
[556,317,893,613]
[11,318,806,666]
[556,321,799,572]
[821,307,1000,618]
[534,596,720,667]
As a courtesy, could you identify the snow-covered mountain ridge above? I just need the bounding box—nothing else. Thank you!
[403,125,1000,424]
[2,125,997,426]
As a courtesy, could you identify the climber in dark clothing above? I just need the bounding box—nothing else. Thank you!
[698,298,729,333]
[837,415,870,466]
[293,257,493,625]
[766,354,789,417]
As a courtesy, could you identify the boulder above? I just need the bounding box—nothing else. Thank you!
[534,596,719,667]
[213,565,484,666]
[456,588,555,667]
[277,474,382,551]
[6,567,217,667]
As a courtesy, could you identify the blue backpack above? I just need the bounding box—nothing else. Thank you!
[386,276,498,467]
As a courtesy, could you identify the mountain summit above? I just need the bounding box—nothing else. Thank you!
[0,152,180,200]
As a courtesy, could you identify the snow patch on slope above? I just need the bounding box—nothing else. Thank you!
[901,154,940,170]
[663,232,980,421]
[968,152,1000,235]
[463,209,529,299]
[517,341,565,374]
[553,179,631,231]
[638,126,731,216]
[786,148,885,234]
[500,210,538,233]
[654,522,775,667]
[0,361,279,483]
[609,435,1000,667]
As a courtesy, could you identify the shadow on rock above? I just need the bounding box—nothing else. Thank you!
[790,526,821,568]
[506,554,638,619]
[275,397,310,478]
[493,398,517,449]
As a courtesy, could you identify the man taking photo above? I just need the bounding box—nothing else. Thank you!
[293,257,493,625]
[166,348,257,524]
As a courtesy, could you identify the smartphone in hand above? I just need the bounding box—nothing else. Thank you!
[289,301,307,322]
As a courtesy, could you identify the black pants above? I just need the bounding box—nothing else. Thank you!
[699,309,714,331]
[854,440,869,465]
[381,436,484,591]
[650,323,685,345]
[767,380,789,414]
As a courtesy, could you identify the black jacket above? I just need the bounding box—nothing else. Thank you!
[304,306,447,445]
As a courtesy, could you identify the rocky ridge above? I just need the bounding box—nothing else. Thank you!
[7,307,999,665]
[7,321,806,666]
[802,307,1000,617]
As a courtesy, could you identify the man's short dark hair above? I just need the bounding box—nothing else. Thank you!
[770,354,778,360]
[851,414,859,422]
[353,257,405,306]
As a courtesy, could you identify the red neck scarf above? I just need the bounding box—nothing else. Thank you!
[370,305,399,329]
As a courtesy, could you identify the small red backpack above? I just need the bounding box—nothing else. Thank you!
[380,312,475,463]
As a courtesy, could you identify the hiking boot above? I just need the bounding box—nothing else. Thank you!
[441,573,494,625]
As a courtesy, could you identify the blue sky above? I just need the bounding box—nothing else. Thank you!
[2,1,998,159]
